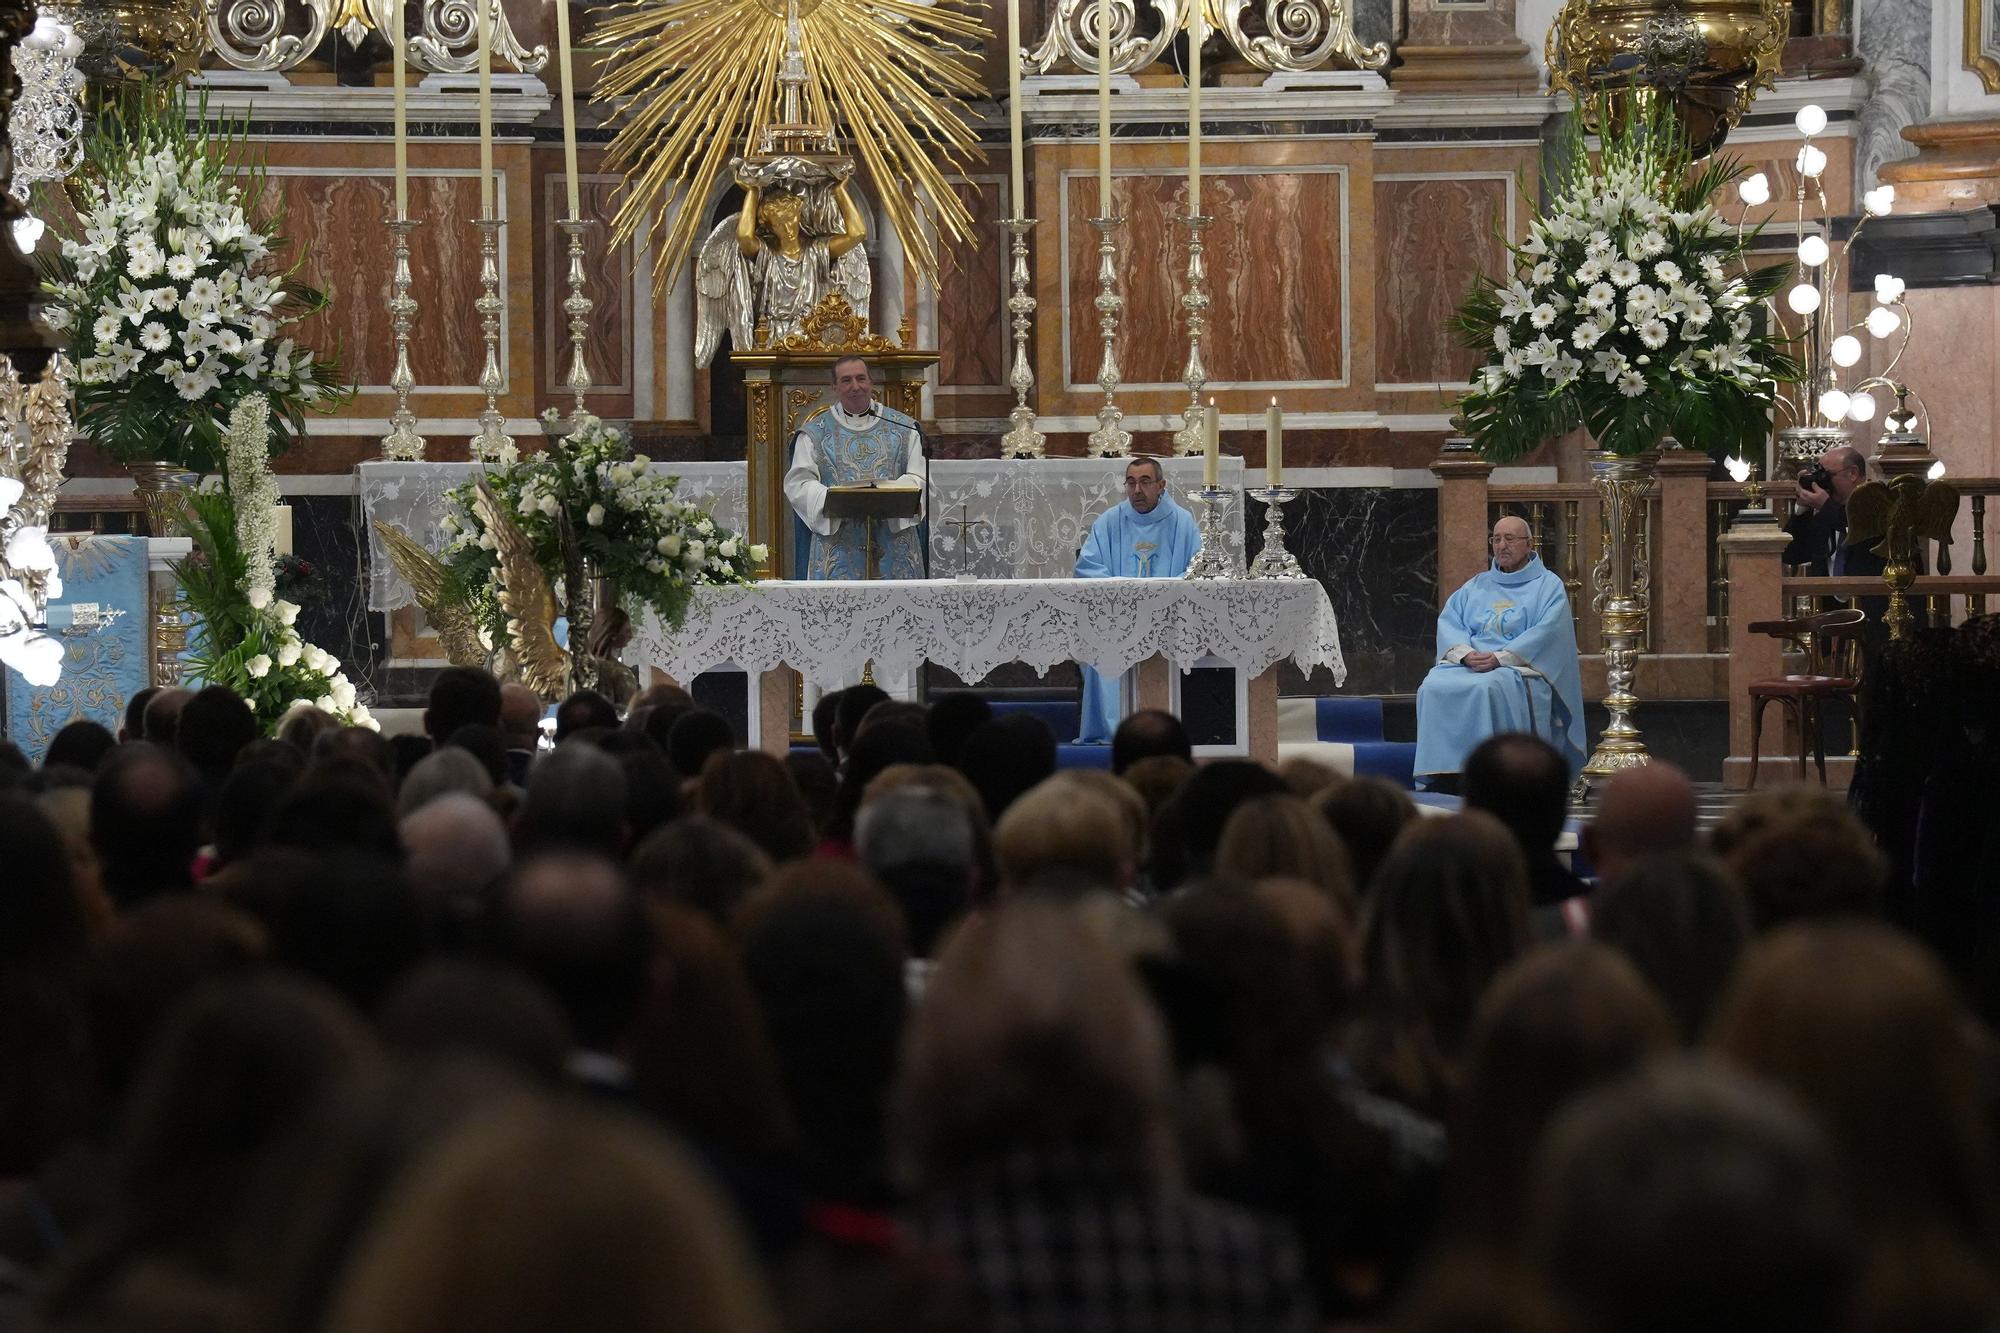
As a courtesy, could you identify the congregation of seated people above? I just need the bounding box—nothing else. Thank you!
[1,628,1998,1333]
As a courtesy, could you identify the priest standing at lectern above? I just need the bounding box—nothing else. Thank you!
[784,355,928,580]
[1414,516,1586,787]
[1073,457,1202,745]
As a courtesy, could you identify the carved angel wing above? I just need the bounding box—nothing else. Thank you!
[1913,480,1960,544]
[1845,480,1891,552]
[831,242,872,326]
[694,217,753,368]
[471,479,569,700]
[371,520,488,669]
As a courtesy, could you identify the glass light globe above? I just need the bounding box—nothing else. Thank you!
[1929,460,1947,481]
[1738,173,1771,206]
[10,214,43,255]
[1787,283,1822,315]
[1863,187,1894,217]
[1797,235,1830,267]
[1874,273,1905,303]
[1818,390,1851,422]
[1847,391,1878,422]
[1831,335,1862,367]
[1795,104,1829,137]
[1796,145,1828,178]
[1724,455,1750,483]
[1866,306,1901,338]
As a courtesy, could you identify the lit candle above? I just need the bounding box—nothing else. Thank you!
[1096,0,1111,215]
[390,0,408,220]
[1006,0,1025,217]
[552,0,581,221]
[1265,397,1282,486]
[1203,397,1219,488]
[1186,0,1201,215]
[476,0,494,219]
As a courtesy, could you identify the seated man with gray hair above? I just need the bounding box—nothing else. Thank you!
[856,786,976,981]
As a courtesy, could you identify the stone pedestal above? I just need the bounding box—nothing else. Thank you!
[1717,520,1795,790]
[1878,120,2000,212]
[1393,0,1538,91]
[1653,447,1718,656]
[1431,439,1493,609]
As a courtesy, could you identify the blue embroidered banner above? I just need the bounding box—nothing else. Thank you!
[3,534,152,763]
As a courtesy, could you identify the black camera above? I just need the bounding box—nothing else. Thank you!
[1800,464,1835,494]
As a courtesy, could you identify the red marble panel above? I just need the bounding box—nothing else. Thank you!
[937,180,1007,388]
[538,176,631,396]
[265,172,489,390]
[1063,170,1345,388]
[1375,176,1510,385]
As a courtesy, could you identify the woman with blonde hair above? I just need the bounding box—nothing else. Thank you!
[1217,794,1358,918]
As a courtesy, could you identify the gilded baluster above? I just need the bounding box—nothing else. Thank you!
[1563,499,1581,616]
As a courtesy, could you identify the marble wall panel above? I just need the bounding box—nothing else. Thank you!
[537,174,632,402]
[1061,169,1345,389]
[1375,176,1510,386]
[938,179,1008,388]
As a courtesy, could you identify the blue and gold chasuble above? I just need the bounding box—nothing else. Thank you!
[798,405,925,581]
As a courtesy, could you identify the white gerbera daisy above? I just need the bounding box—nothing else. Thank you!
[1608,259,1641,288]
[1638,319,1671,349]
[139,322,171,352]
[1530,303,1558,330]
[1617,370,1648,397]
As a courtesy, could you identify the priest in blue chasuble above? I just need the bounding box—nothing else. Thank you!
[1072,456,1202,744]
[784,355,927,580]
[1414,516,1586,784]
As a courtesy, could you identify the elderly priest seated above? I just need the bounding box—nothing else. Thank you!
[1414,515,1585,789]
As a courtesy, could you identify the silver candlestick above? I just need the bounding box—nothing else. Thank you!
[1086,214,1131,457]
[557,217,595,421]
[999,216,1045,458]
[469,217,513,462]
[1247,486,1306,579]
[1171,213,1212,456]
[1182,484,1242,580]
[380,216,426,460]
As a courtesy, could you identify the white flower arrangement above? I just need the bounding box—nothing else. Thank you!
[224,394,278,610]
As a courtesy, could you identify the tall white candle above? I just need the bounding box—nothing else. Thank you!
[1096,0,1111,215]
[1266,398,1282,486]
[552,0,581,221]
[476,0,494,218]
[1187,0,1201,214]
[391,0,408,220]
[1203,397,1219,488]
[1006,0,1025,217]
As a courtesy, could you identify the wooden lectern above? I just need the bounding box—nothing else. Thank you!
[824,484,922,580]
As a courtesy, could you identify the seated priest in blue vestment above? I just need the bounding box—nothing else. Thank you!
[1072,456,1202,744]
[783,355,928,580]
[1414,515,1586,786]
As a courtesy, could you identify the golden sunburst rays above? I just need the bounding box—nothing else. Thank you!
[595,0,989,304]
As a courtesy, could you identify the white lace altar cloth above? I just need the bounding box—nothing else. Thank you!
[358,461,749,612]
[627,577,1346,689]
[360,457,1244,612]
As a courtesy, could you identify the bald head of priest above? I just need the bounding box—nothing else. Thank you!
[1070,455,1203,744]
[1413,514,1586,788]
[782,355,928,580]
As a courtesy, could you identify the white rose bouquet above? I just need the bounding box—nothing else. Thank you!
[35,91,348,472]
[440,411,765,652]
[1452,95,1799,460]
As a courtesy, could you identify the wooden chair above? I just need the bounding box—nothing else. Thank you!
[1746,608,1868,787]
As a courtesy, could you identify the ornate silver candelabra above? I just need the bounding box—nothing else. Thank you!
[1247,486,1306,578]
[469,217,513,462]
[380,216,426,460]
[1182,484,1242,580]
[557,217,595,419]
[999,216,1045,458]
[1171,213,1212,455]
[1086,215,1130,457]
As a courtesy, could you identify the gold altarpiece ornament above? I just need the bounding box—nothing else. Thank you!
[1023,0,1388,75]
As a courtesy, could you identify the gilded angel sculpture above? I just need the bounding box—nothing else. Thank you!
[694,157,874,367]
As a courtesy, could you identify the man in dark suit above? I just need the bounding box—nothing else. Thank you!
[1784,445,1885,579]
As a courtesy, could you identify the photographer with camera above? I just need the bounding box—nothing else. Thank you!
[1783,445,1883,581]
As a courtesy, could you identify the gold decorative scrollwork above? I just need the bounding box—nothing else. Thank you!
[1025,0,1385,76]
[202,0,546,74]
[785,386,820,434]
[769,293,903,355]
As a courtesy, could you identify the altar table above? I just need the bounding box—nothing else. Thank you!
[626,577,1345,763]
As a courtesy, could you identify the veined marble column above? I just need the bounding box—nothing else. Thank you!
[1395,0,1539,92]
[1855,0,1931,184]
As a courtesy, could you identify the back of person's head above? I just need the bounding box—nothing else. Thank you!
[992,775,1130,897]
[177,684,260,779]
[277,701,342,755]
[1582,761,1697,886]
[425,667,502,743]
[322,1102,776,1333]
[489,851,651,1054]
[400,792,513,920]
[629,682,695,719]
[811,688,844,763]
[895,901,1172,1188]
[220,849,426,1011]
[1450,943,1675,1250]
[518,742,629,856]
[666,708,735,780]
[955,714,1058,824]
[0,791,88,970]
[1111,708,1191,775]
[443,722,510,786]
[397,746,495,817]
[855,699,926,738]
[554,688,620,742]
[735,862,909,1203]
[311,725,397,789]
[832,718,934,840]
[389,732,436,786]
[783,750,838,837]
[619,747,684,843]
[1278,755,1344,798]
[1216,793,1357,914]
[699,749,816,862]
[212,757,302,868]
[142,685,193,747]
[122,686,160,744]
[1176,759,1289,877]
[1590,853,1748,1043]
[834,683,891,753]
[857,786,976,957]
[1353,811,1532,1112]
[376,962,570,1086]
[1710,786,1887,930]
[639,698,697,753]
[629,815,772,924]
[1315,776,1418,898]
[1463,732,1572,859]
[1529,1060,1856,1333]
[497,682,546,749]
[263,772,403,860]
[90,743,203,907]
[925,692,991,767]
[45,718,116,773]
[1121,753,1193,817]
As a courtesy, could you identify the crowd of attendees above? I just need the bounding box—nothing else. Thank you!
[0,650,1996,1333]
